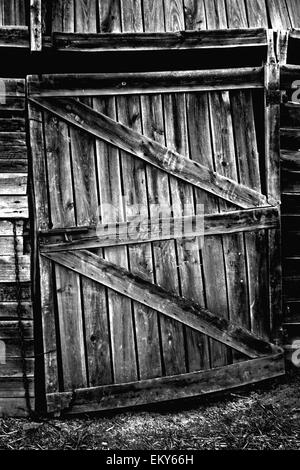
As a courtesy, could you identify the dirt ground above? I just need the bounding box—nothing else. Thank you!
[0,368,299,450]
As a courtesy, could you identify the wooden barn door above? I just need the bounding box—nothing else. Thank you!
[27,64,284,415]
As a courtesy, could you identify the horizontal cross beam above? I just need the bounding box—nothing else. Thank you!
[28,67,264,97]
[39,206,280,253]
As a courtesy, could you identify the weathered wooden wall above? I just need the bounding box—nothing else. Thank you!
[0,0,299,416]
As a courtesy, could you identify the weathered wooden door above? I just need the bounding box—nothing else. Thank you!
[28,62,284,415]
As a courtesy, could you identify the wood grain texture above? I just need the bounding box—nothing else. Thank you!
[43,249,280,359]
[28,68,265,96]
[30,97,268,210]
[46,353,285,414]
[266,0,291,29]
[30,0,42,51]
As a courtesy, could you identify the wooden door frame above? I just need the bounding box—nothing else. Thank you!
[27,34,284,415]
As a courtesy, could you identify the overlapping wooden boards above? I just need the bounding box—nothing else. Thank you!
[0,75,31,417]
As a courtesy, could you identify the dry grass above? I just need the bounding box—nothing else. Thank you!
[0,369,299,450]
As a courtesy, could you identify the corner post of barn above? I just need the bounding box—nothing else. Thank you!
[265,29,282,346]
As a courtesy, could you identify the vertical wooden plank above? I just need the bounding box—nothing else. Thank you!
[52,0,75,32]
[30,0,42,51]
[277,29,289,65]
[94,97,138,383]
[142,0,165,32]
[99,0,121,32]
[245,0,268,27]
[116,95,162,380]
[225,0,247,28]
[95,2,138,385]
[120,0,143,31]
[155,0,188,375]
[3,0,15,24]
[227,0,271,343]
[117,0,163,380]
[204,0,227,29]
[43,111,87,391]
[28,102,58,397]
[14,0,26,25]
[183,92,212,370]
[0,1,4,25]
[82,278,112,386]
[265,57,282,343]
[203,0,232,368]
[74,1,111,387]
[286,0,300,28]
[266,0,291,29]
[163,0,185,31]
[75,0,97,32]
[139,6,188,376]
[183,0,206,30]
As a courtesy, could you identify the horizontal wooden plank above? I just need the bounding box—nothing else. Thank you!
[28,67,265,97]
[0,256,30,282]
[281,127,300,151]
[31,97,268,209]
[0,398,34,417]
[46,354,284,414]
[0,195,28,218]
[0,159,28,173]
[0,98,25,111]
[281,169,300,193]
[281,150,300,171]
[288,29,300,41]
[0,118,25,132]
[0,359,34,379]
[0,132,26,146]
[0,145,28,159]
[0,220,23,236]
[0,79,25,97]
[1,337,33,359]
[0,174,27,195]
[0,26,29,48]
[40,207,279,253]
[0,377,34,398]
[0,282,31,302]
[53,28,268,52]
[0,321,33,340]
[281,103,300,127]
[0,236,23,255]
[280,65,300,89]
[0,302,32,319]
[43,250,279,359]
